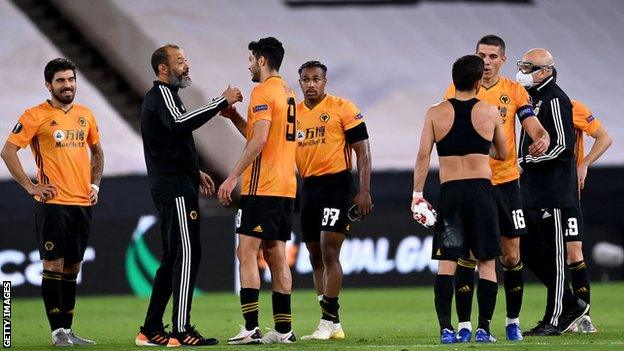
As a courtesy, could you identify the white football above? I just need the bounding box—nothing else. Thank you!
[412,202,437,228]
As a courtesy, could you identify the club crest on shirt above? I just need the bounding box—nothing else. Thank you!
[319,113,330,122]
[12,122,23,134]
[499,94,510,104]
[44,241,55,251]
[189,210,198,220]
[78,116,87,127]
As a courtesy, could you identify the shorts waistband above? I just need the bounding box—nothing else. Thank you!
[440,178,491,190]
[303,170,351,184]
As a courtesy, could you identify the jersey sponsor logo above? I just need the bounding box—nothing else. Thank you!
[189,210,198,220]
[53,129,87,148]
[498,106,508,122]
[319,113,330,122]
[296,130,305,141]
[252,104,268,113]
[534,100,543,115]
[297,126,326,147]
[78,116,87,127]
[253,225,263,233]
[355,112,364,120]
[499,94,510,104]
[53,130,66,142]
[586,114,595,123]
[11,122,22,134]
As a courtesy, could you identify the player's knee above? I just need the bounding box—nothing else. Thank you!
[309,251,323,270]
[500,253,520,267]
[43,258,64,272]
[62,261,81,275]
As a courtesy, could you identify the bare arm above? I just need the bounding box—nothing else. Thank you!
[490,109,509,161]
[1,141,57,201]
[578,125,612,191]
[412,109,435,195]
[521,116,550,156]
[351,139,372,218]
[221,106,247,137]
[217,120,270,205]
[88,142,104,205]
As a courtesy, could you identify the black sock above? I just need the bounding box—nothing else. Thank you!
[569,261,590,308]
[477,279,498,334]
[503,262,524,319]
[320,296,340,323]
[41,270,64,331]
[434,274,454,332]
[240,288,259,331]
[61,273,77,329]
[454,259,476,323]
[272,292,292,333]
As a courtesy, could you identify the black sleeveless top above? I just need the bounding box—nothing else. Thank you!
[436,98,491,157]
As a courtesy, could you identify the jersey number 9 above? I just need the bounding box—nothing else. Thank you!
[285,97,296,141]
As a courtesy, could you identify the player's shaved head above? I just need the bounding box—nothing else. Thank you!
[522,48,554,66]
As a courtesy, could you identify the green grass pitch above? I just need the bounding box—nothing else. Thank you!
[8,282,624,350]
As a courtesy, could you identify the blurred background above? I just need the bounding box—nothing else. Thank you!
[1,0,622,297]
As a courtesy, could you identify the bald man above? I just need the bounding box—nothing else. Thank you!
[515,48,589,336]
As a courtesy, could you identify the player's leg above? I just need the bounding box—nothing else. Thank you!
[500,236,524,340]
[475,259,498,342]
[35,202,72,346]
[138,201,175,346]
[436,260,458,344]
[454,257,476,342]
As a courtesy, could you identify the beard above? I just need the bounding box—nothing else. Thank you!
[52,87,75,104]
[169,68,192,89]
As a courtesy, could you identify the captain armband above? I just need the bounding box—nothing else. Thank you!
[345,123,369,144]
[517,105,535,122]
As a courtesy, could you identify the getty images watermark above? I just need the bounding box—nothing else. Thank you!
[2,281,10,348]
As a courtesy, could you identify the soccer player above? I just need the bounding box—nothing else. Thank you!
[218,37,298,345]
[517,48,589,336]
[293,61,372,340]
[443,35,549,341]
[413,55,507,344]
[1,58,103,346]
[136,44,242,347]
[565,100,611,333]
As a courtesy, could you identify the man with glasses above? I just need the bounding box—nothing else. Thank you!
[516,48,589,336]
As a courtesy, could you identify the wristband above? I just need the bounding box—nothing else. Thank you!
[91,184,100,193]
[412,191,423,199]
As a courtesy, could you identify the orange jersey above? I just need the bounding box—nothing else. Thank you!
[241,76,297,198]
[571,100,602,166]
[7,101,100,206]
[444,77,532,185]
[295,94,364,178]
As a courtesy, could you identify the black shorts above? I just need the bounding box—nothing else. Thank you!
[432,179,501,261]
[236,195,294,241]
[301,171,354,242]
[493,180,528,238]
[34,202,92,262]
[563,205,584,242]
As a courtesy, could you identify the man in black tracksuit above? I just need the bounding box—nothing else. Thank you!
[516,48,589,336]
[135,44,242,347]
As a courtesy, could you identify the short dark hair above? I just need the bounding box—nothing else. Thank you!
[476,34,506,54]
[151,44,180,75]
[452,55,484,92]
[248,37,285,71]
[44,58,76,83]
[298,60,327,76]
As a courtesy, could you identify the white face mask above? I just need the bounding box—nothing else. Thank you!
[516,70,536,88]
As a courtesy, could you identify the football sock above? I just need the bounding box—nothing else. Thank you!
[320,295,340,323]
[434,274,454,332]
[240,288,259,331]
[61,273,78,329]
[42,270,64,331]
[455,259,476,323]
[477,278,498,334]
[569,260,590,311]
[503,262,524,319]
[272,292,292,333]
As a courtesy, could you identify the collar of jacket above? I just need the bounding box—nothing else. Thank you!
[153,80,179,93]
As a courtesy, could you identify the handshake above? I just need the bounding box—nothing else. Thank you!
[222,85,243,106]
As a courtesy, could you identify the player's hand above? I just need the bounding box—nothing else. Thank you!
[222,85,243,106]
[352,190,372,219]
[27,183,57,202]
[89,187,99,205]
[217,175,237,206]
[199,170,215,196]
[221,106,237,119]
[411,195,437,228]
[528,135,549,156]
[577,162,588,199]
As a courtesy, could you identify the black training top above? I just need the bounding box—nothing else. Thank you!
[140,81,228,206]
[436,98,490,157]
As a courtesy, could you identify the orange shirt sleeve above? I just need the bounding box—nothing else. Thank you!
[572,100,602,136]
[248,87,273,124]
[341,100,364,130]
[7,111,39,148]
[87,111,100,145]
[443,83,455,100]
[513,83,532,108]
